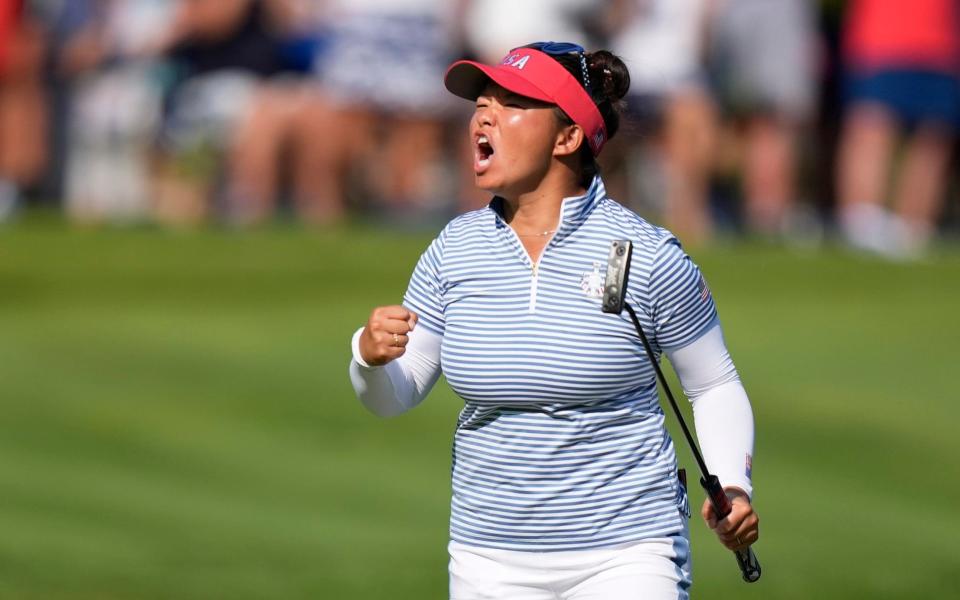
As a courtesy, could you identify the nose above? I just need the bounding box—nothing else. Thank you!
[473,101,495,128]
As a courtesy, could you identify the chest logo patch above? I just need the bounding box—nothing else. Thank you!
[580,262,605,299]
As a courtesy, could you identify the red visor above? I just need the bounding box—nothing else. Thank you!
[444,49,608,156]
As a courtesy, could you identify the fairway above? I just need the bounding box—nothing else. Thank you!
[1,223,958,599]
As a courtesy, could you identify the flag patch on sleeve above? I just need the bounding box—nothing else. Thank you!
[697,273,711,302]
[745,454,753,479]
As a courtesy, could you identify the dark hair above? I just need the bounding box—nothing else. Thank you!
[529,47,631,186]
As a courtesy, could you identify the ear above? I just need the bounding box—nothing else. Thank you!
[553,124,585,158]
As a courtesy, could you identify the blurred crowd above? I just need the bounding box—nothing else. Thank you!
[0,0,958,258]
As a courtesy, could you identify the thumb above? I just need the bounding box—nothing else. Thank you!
[408,312,419,330]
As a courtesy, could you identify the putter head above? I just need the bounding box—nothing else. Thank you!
[602,240,632,314]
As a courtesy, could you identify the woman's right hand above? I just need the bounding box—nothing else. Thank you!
[358,306,418,366]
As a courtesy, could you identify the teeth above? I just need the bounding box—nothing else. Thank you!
[478,135,488,145]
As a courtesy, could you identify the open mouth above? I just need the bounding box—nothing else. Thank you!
[475,134,494,172]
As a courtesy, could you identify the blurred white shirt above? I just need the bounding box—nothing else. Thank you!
[610,0,709,95]
[464,0,603,63]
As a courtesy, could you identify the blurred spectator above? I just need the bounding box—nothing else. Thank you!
[54,0,308,226]
[606,0,716,246]
[836,0,960,258]
[225,0,468,227]
[222,0,327,225]
[154,0,309,226]
[0,0,47,221]
[57,0,173,224]
[257,0,465,227]
[706,0,819,240]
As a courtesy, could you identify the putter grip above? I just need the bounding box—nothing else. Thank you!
[702,475,762,583]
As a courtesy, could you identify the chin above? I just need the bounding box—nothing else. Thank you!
[474,173,504,195]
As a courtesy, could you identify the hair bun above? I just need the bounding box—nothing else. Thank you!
[587,50,630,102]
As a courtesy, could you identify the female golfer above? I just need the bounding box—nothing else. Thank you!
[349,42,758,599]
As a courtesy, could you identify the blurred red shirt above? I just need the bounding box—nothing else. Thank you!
[845,0,960,72]
[0,0,22,76]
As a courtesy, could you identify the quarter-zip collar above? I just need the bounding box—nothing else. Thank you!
[487,175,606,242]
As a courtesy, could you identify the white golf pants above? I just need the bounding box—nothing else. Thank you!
[449,531,692,600]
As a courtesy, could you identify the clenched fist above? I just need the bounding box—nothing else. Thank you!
[358,305,418,366]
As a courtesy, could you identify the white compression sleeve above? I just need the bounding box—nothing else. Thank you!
[348,324,442,417]
[666,324,755,497]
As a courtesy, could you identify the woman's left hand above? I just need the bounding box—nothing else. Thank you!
[700,488,759,552]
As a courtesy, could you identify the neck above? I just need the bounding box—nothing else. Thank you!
[501,167,585,234]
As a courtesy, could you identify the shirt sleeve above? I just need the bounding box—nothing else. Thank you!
[648,237,718,350]
[665,323,754,497]
[402,232,447,337]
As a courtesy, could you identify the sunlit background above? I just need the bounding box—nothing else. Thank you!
[1,1,958,598]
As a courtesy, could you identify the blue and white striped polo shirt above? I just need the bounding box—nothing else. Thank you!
[403,176,718,551]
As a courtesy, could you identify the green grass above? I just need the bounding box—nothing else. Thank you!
[0,222,958,599]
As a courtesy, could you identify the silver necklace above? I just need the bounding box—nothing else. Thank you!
[515,229,556,237]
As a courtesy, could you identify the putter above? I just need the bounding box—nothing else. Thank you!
[602,239,761,583]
